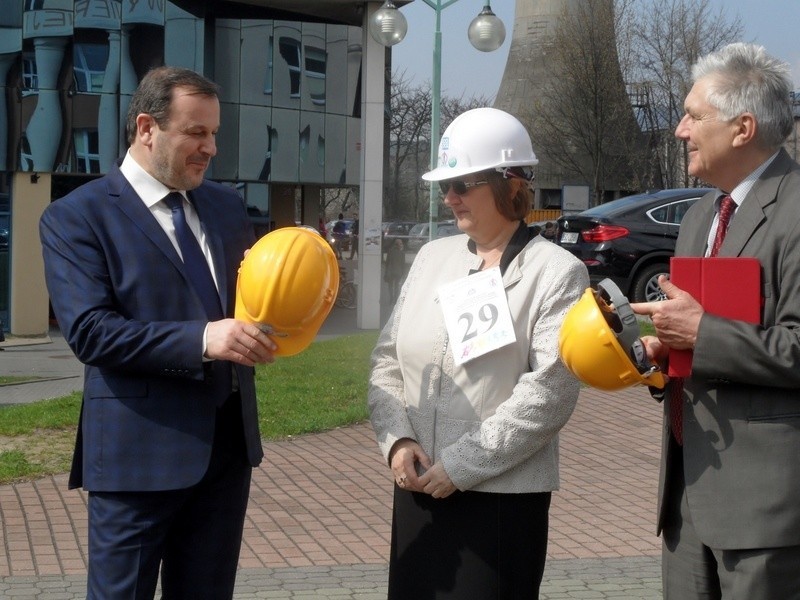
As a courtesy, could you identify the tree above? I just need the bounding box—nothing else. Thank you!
[320,187,357,223]
[626,0,743,187]
[387,72,490,221]
[387,71,432,221]
[533,0,646,206]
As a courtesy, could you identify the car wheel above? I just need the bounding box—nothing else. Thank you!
[632,263,669,303]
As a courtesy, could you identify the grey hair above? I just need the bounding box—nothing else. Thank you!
[692,42,793,149]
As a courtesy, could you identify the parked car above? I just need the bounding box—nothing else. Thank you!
[406,220,456,252]
[435,223,461,239]
[381,221,417,251]
[557,188,712,303]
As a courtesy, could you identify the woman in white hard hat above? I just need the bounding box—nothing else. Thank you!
[368,107,589,598]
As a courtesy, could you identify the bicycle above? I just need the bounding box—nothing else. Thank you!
[335,265,357,309]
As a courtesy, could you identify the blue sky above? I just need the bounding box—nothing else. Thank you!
[392,0,800,100]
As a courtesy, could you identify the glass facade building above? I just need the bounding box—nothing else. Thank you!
[0,0,366,333]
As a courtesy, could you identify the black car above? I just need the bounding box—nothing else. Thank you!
[557,188,712,303]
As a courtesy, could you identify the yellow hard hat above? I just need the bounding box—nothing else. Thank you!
[559,279,665,391]
[235,226,339,356]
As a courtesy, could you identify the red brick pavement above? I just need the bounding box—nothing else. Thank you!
[0,385,662,577]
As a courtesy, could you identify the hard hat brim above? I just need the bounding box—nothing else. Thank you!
[422,159,539,182]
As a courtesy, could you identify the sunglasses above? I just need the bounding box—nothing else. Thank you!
[438,179,489,196]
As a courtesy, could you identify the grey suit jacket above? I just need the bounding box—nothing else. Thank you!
[659,149,800,549]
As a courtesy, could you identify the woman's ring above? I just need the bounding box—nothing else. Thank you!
[398,475,407,487]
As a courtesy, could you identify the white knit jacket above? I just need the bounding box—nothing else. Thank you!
[368,233,589,493]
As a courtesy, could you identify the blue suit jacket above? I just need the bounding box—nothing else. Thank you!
[40,164,263,492]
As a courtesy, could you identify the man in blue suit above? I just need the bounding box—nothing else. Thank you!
[39,66,277,599]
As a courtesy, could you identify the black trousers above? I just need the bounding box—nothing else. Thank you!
[87,393,251,600]
[388,487,551,599]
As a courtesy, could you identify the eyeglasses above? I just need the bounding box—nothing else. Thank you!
[438,179,489,196]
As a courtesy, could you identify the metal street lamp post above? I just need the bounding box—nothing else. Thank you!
[369,1,506,240]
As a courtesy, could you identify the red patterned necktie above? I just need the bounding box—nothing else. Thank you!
[671,195,736,445]
[709,195,736,259]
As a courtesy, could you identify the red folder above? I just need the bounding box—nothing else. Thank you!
[668,257,761,377]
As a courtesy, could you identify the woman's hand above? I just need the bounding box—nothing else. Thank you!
[418,462,457,499]
[389,438,432,493]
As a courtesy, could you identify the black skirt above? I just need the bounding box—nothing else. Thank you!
[388,486,551,599]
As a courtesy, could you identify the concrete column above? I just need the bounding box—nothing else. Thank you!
[99,29,122,172]
[356,3,386,330]
[0,53,16,171]
[26,36,67,172]
[9,172,50,336]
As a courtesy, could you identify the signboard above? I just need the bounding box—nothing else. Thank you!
[562,185,590,214]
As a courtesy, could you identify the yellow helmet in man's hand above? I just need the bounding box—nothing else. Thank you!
[235,226,339,356]
[559,279,665,391]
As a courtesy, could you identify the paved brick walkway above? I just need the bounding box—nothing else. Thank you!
[0,388,663,597]
[0,307,665,598]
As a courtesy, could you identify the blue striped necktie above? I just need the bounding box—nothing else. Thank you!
[164,192,223,321]
[164,192,233,404]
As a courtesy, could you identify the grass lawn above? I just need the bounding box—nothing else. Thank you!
[0,332,379,485]
[0,319,659,485]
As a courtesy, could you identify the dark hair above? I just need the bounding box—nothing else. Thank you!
[485,168,533,221]
[125,66,220,145]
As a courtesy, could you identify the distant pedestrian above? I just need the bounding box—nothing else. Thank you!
[384,238,405,303]
[541,221,556,241]
[332,213,346,259]
[349,215,359,259]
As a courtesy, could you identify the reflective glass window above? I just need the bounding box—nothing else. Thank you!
[73,43,108,93]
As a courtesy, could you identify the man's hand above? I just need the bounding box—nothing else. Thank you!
[639,335,669,367]
[630,276,703,350]
[206,319,278,365]
[389,438,432,493]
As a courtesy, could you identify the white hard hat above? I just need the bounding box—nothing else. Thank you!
[422,107,539,181]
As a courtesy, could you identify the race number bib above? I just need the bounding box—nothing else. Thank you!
[438,266,516,365]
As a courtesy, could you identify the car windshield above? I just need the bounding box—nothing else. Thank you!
[409,224,427,235]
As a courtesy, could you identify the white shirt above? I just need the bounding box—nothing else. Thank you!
[119,152,220,289]
[705,151,779,256]
[119,152,217,359]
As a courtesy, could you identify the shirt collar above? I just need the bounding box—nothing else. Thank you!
[120,152,181,208]
[724,150,780,208]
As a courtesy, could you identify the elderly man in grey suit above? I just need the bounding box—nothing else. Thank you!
[632,43,800,599]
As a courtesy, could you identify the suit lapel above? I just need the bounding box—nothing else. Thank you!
[188,189,230,314]
[719,150,792,257]
[681,195,715,256]
[108,165,187,277]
